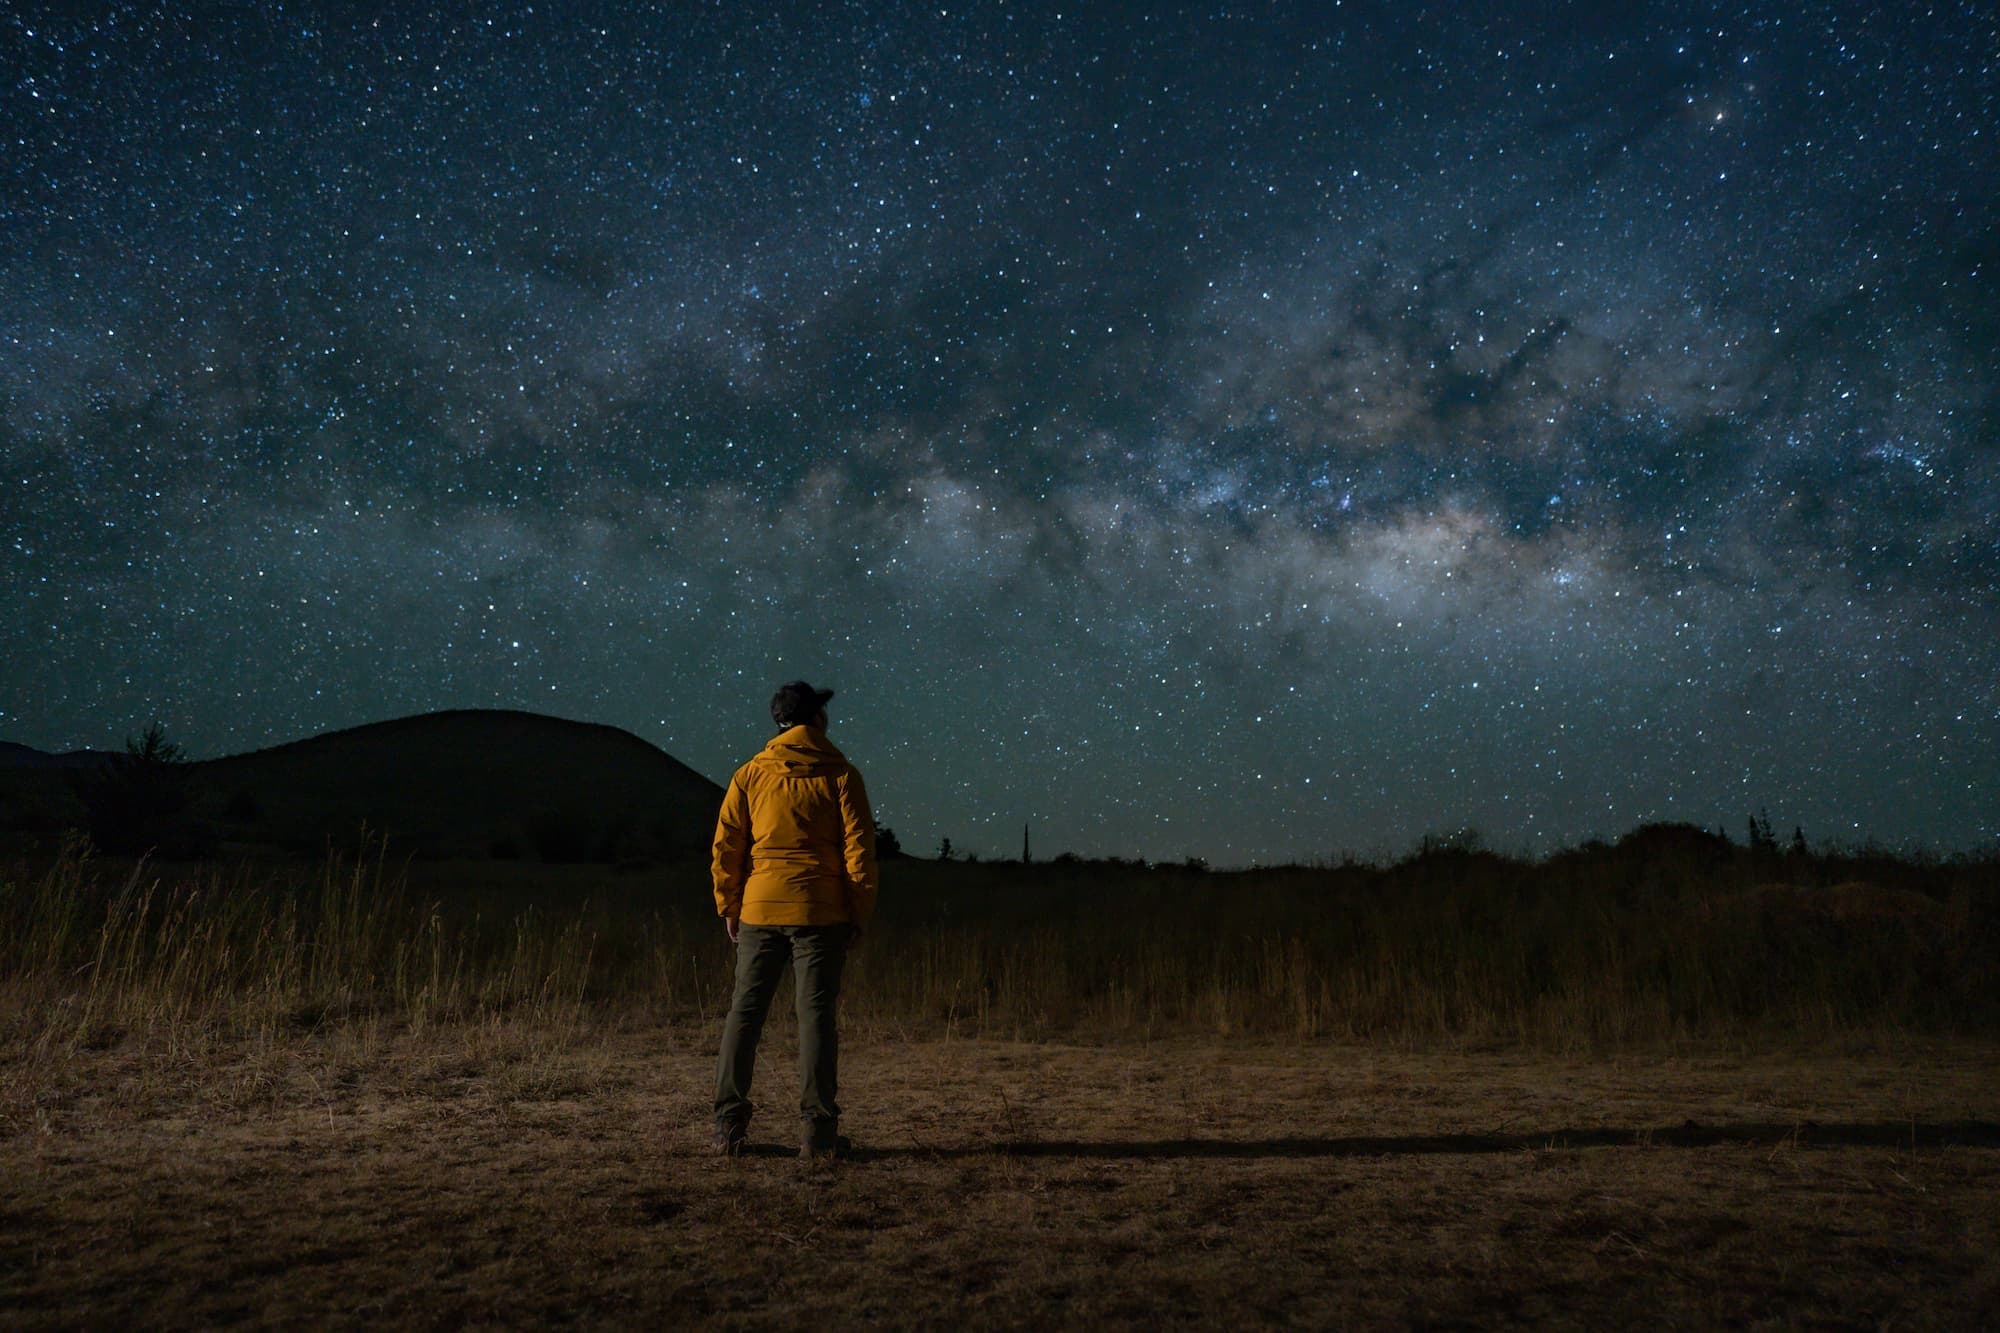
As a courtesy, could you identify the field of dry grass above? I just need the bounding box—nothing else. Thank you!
[4,1023,1997,1327]
[2,837,1997,1324]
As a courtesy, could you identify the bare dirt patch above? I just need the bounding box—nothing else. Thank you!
[4,1030,1997,1327]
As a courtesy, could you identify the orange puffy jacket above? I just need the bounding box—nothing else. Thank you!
[711,725,878,927]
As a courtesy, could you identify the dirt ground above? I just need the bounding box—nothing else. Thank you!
[3,1025,1997,1328]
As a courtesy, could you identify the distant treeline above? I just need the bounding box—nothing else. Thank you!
[6,725,1986,876]
[931,816,1993,877]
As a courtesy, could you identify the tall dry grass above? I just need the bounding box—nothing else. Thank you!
[847,846,1996,1046]
[0,834,607,1059]
[2,830,1995,1055]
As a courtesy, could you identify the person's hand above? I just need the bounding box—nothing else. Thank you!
[725,913,741,944]
[847,922,864,951]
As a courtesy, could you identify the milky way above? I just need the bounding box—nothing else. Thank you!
[3,4,1995,863]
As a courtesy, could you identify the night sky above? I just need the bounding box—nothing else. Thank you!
[4,3,1996,865]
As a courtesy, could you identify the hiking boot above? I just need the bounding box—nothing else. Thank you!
[799,1128,851,1163]
[712,1124,748,1157]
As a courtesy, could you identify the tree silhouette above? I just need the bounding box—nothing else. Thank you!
[75,721,206,856]
[1747,809,1778,855]
[126,721,185,765]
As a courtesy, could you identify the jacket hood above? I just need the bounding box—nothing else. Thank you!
[752,725,849,778]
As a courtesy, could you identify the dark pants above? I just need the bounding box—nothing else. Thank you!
[714,923,850,1142]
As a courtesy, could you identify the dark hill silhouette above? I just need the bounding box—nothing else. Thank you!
[1,710,724,862]
[0,741,120,770]
[190,709,724,861]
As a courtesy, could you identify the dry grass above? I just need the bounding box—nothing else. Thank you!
[3,1025,1997,1327]
[4,834,1994,1057]
[3,838,1997,1324]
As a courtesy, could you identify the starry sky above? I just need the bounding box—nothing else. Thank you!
[3,3,1996,864]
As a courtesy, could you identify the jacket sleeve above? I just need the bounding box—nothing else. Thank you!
[711,772,752,918]
[837,766,879,925]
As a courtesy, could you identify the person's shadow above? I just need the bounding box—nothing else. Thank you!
[842,1119,2000,1162]
[636,1120,1999,1218]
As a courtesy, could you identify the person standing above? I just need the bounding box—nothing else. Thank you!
[710,680,878,1160]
